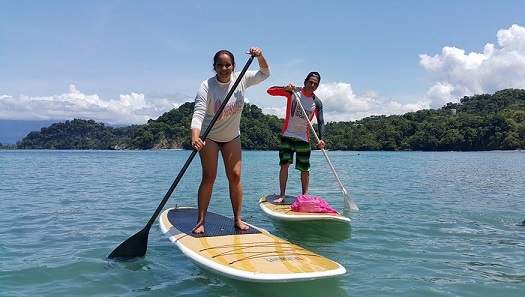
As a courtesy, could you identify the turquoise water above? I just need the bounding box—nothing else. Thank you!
[1,150,524,296]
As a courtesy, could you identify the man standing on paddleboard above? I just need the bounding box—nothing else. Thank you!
[267,72,325,203]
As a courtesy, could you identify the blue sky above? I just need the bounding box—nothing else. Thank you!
[1,0,525,125]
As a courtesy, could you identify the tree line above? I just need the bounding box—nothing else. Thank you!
[7,88,525,151]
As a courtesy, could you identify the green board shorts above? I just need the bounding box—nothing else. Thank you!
[279,136,311,172]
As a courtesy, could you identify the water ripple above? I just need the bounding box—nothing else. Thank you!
[1,150,525,296]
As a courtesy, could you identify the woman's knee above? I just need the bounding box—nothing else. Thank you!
[201,170,217,185]
[225,166,241,183]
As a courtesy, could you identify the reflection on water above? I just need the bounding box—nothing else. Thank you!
[2,150,525,297]
[219,273,348,297]
[272,220,351,243]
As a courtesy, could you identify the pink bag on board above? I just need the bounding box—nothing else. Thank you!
[291,195,338,213]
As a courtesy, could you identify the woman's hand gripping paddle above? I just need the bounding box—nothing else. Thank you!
[108,56,255,260]
[292,90,359,211]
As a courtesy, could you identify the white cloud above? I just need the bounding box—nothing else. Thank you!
[268,25,525,121]
[262,82,428,122]
[0,84,190,125]
[420,24,525,108]
[261,106,287,119]
[3,25,524,126]
[317,83,428,122]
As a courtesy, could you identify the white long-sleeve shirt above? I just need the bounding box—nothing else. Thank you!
[266,86,324,143]
[191,68,270,142]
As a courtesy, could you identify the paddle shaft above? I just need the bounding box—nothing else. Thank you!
[292,91,359,211]
[108,56,254,260]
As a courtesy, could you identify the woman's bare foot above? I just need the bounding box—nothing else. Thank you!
[234,220,249,231]
[273,196,285,203]
[192,222,205,234]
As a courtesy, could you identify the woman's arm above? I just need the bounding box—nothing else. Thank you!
[248,47,269,70]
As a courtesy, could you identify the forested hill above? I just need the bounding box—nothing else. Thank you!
[10,88,525,151]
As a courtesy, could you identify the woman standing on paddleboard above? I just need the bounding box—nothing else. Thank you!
[190,47,270,234]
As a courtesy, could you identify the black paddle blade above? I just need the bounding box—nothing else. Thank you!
[107,227,149,261]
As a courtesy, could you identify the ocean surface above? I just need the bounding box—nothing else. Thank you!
[1,150,524,297]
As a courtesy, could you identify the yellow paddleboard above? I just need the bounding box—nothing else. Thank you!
[159,207,346,282]
[259,194,351,223]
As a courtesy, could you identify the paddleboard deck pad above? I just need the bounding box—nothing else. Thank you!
[259,194,351,223]
[159,207,346,282]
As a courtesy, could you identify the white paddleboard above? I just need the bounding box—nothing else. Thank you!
[259,194,351,223]
[159,207,346,282]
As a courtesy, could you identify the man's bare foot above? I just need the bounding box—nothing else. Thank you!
[192,222,205,234]
[234,220,249,231]
[273,196,285,203]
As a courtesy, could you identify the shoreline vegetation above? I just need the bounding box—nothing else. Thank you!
[1,89,525,151]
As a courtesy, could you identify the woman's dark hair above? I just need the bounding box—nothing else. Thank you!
[213,50,235,70]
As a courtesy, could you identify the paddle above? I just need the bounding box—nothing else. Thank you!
[108,55,255,260]
[292,90,359,211]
